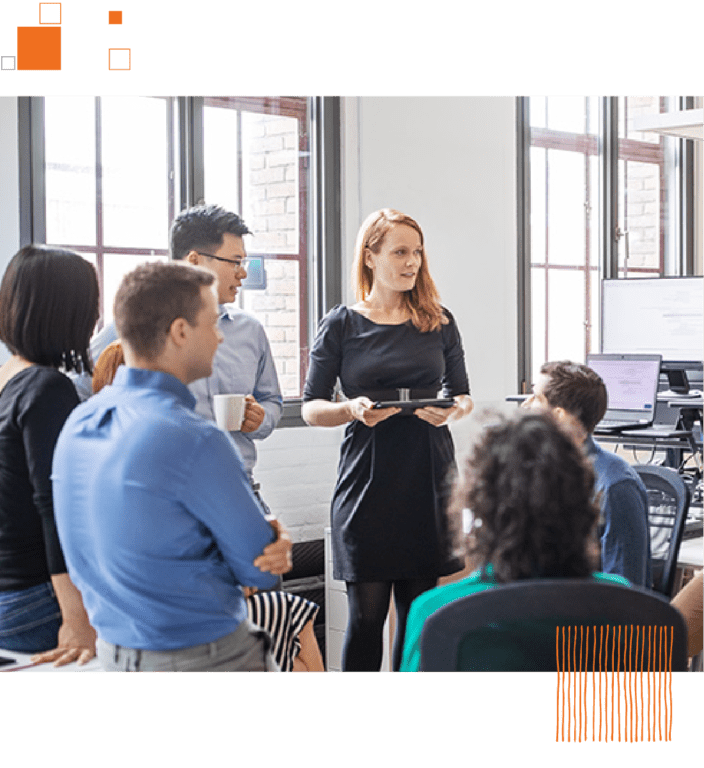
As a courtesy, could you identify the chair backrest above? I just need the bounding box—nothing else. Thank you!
[633,465,691,597]
[418,578,688,672]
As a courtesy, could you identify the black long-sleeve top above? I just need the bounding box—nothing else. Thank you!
[0,366,78,591]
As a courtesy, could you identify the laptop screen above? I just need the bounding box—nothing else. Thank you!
[586,354,661,418]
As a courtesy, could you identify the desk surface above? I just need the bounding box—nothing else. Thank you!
[677,536,703,569]
[668,397,703,409]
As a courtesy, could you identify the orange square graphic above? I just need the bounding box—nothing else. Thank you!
[17,27,61,70]
[109,11,122,24]
[39,3,63,27]
[108,48,132,72]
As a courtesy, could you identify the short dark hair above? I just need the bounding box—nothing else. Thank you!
[539,360,608,433]
[170,204,251,261]
[0,245,99,373]
[456,410,600,583]
[114,261,215,359]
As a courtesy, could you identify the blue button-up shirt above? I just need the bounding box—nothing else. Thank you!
[52,367,278,651]
[73,305,283,481]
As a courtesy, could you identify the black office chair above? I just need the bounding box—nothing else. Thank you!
[633,465,691,598]
[418,578,688,672]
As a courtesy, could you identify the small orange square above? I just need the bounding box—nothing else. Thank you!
[109,11,122,24]
[17,27,61,70]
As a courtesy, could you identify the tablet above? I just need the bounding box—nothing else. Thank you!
[372,398,456,410]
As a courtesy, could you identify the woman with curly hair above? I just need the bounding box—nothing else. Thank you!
[400,409,630,671]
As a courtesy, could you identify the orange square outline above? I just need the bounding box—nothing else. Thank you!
[39,2,62,25]
[108,48,131,71]
[109,11,123,25]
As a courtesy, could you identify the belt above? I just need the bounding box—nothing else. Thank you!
[364,388,440,402]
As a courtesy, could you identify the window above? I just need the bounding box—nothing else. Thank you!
[518,96,697,390]
[41,97,174,326]
[19,96,340,410]
[202,98,310,399]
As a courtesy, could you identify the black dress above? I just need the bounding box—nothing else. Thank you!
[303,305,470,582]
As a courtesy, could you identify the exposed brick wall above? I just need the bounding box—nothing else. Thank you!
[255,425,344,542]
[240,112,302,397]
[622,96,665,273]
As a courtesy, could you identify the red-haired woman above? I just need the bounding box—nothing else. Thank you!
[302,209,473,670]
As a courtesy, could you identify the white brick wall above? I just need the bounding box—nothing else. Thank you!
[254,424,344,542]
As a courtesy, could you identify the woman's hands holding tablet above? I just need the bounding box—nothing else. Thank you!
[414,394,474,427]
[348,396,401,427]
[348,394,474,428]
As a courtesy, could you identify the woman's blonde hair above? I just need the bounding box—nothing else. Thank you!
[352,209,447,333]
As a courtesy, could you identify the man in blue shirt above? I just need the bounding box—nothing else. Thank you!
[524,360,652,587]
[74,204,283,507]
[53,262,291,671]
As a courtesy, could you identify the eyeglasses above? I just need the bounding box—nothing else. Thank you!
[195,251,248,269]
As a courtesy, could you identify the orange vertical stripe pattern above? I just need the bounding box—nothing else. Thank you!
[556,625,674,742]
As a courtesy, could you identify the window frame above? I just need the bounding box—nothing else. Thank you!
[516,96,697,394]
[18,95,342,426]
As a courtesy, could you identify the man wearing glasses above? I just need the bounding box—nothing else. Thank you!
[85,204,284,520]
[171,204,283,504]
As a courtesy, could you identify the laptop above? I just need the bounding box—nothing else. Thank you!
[586,353,662,433]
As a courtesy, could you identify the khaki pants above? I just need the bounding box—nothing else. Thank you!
[96,619,279,672]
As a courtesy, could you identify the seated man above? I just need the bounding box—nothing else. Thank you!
[52,262,291,671]
[525,360,651,587]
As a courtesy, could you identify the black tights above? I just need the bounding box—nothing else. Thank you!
[342,578,437,671]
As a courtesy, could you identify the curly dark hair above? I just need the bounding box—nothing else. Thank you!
[456,410,600,583]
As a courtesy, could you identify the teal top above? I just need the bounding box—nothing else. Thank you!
[399,565,631,671]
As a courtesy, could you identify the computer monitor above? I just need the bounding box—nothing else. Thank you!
[601,277,703,394]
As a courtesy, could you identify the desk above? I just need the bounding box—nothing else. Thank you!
[668,397,703,410]
[594,428,699,454]
[677,536,703,569]
[0,648,102,672]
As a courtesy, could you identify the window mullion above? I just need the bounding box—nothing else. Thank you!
[178,97,204,209]
[94,97,106,325]
[516,97,531,393]
[19,97,47,245]
[600,97,619,280]
[679,96,696,275]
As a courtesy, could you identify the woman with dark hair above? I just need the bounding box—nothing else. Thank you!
[0,245,99,664]
[400,409,630,671]
[302,209,473,671]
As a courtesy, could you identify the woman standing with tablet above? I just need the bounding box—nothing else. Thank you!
[302,209,473,671]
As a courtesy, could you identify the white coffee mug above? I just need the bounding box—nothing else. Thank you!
[213,394,246,432]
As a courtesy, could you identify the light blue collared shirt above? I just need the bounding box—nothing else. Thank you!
[189,304,283,480]
[74,304,283,481]
[52,367,278,651]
